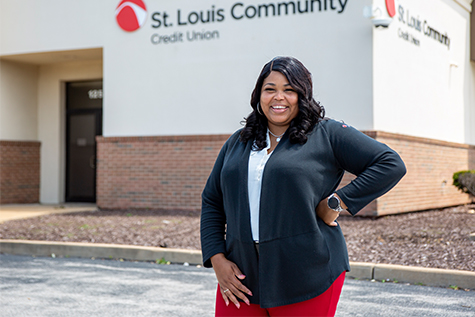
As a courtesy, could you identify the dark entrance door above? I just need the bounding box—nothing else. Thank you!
[66,81,103,202]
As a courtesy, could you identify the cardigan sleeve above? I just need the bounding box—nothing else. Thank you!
[322,120,406,215]
[200,135,233,268]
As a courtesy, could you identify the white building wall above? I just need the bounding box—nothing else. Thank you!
[102,0,374,136]
[1,0,375,136]
[0,0,107,55]
[0,60,38,140]
[372,0,472,144]
[1,0,472,140]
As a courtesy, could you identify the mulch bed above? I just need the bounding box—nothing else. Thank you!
[0,205,474,272]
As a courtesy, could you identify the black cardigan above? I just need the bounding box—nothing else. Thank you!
[200,119,406,308]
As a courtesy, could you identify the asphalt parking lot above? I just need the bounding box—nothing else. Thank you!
[0,254,473,316]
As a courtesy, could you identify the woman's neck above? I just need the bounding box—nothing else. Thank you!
[267,124,289,137]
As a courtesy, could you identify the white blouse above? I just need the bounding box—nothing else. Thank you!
[248,132,273,242]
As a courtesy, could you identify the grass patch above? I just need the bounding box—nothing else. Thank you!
[79,224,96,230]
[156,258,170,265]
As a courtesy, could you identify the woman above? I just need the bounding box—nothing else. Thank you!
[201,57,406,316]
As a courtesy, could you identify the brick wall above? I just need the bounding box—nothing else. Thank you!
[96,132,474,215]
[370,131,474,215]
[96,135,229,210]
[0,141,40,204]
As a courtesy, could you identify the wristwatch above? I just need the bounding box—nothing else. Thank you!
[327,193,344,212]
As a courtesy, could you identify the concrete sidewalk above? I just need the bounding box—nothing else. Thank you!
[0,203,97,223]
[1,204,474,291]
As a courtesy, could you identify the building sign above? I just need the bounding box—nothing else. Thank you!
[115,0,351,44]
[397,2,450,49]
[385,0,396,17]
[115,0,148,32]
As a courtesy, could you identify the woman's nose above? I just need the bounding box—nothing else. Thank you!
[274,90,284,100]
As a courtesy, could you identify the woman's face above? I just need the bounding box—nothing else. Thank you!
[260,71,299,132]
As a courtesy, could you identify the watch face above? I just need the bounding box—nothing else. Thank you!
[328,196,339,209]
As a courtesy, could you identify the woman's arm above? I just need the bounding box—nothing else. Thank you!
[323,121,406,215]
[200,134,252,307]
[200,143,228,268]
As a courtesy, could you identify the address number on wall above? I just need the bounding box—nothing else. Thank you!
[88,89,103,99]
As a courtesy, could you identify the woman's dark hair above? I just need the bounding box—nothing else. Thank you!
[240,56,325,150]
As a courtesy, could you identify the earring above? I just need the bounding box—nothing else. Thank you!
[257,102,264,116]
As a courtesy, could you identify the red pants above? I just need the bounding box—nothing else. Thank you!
[215,271,346,317]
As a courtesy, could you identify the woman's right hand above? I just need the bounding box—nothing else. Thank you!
[210,253,253,308]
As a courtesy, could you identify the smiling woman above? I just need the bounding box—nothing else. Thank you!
[200,56,406,316]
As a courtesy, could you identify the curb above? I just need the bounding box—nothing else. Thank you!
[0,239,201,265]
[346,262,475,290]
[1,239,474,290]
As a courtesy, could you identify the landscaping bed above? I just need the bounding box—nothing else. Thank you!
[1,204,474,271]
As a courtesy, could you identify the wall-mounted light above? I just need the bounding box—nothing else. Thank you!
[363,6,393,28]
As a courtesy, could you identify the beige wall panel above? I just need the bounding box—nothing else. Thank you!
[0,60,38,140]
[38,60,102,204]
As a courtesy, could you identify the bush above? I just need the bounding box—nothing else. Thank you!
[453,170,475,196]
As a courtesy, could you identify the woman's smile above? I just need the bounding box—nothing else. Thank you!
[270,105,288,113]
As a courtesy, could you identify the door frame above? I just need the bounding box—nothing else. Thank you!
[64,80,103,203]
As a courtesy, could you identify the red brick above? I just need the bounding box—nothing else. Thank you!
[0,141,40,204]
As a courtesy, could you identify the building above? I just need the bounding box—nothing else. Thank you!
[1,0,474,215]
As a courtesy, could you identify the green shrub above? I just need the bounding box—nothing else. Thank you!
[453,170,475,195]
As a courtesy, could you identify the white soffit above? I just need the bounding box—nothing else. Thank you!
[0,48,103,65]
